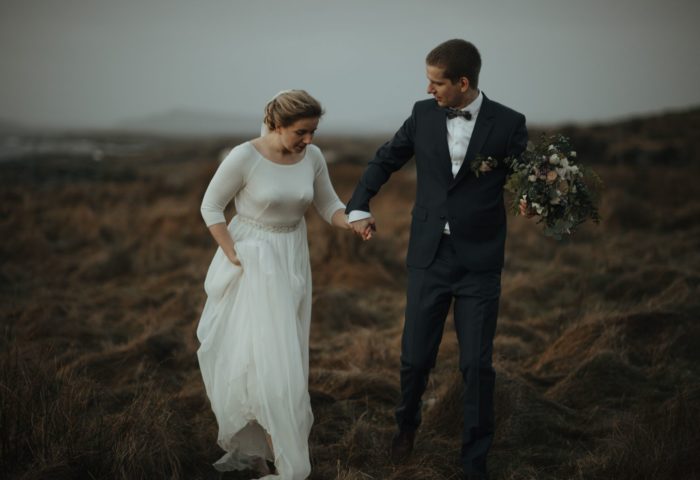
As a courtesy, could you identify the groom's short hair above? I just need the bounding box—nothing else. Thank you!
[426,39,482,89]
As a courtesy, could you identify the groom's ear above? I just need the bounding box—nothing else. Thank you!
[459,76,470,92]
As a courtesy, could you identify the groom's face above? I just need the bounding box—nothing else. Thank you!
[426,64,467,108]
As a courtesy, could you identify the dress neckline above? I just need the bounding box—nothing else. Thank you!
[247,141,308,167]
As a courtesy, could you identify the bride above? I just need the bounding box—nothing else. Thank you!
[196,90,351,479]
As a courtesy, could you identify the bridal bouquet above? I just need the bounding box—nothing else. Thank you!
[472,134,602,239]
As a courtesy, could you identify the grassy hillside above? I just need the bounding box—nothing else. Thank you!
[1,112,699,479]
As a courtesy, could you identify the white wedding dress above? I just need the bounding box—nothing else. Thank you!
[197,142,345,480]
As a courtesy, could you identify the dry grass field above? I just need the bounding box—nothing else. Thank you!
[1,110,699,479]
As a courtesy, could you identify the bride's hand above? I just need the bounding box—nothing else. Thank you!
[228,251,242,266]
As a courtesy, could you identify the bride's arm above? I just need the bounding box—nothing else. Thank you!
[208,223,241,265]
[200,145,249,265]
[330,208,350,230]
[311,147,349,229]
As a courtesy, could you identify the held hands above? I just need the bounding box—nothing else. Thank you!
[349,217,376,241]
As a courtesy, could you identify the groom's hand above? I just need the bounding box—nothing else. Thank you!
[519,199,537,218]
[350,217,376,241]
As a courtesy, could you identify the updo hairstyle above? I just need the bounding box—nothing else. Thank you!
[263,90,324,132]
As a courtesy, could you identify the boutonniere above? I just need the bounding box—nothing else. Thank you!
[470,154,511,177]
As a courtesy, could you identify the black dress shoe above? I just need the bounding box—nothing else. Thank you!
[389,429,415,464]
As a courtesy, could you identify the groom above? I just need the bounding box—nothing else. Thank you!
[346,39,528,480]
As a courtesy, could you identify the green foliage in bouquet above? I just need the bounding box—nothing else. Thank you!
[471,134,602,239]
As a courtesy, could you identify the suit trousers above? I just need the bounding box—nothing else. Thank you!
[396,233,501,475]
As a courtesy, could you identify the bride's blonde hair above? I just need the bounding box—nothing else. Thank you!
[263,90,324,132]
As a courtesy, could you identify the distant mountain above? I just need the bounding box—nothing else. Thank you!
[115,109,261,136]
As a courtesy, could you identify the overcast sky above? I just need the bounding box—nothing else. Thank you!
[1,0,699,133]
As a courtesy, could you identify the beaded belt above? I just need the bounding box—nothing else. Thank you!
[236,215,300,233]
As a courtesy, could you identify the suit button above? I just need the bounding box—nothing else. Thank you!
[439,215,446,220]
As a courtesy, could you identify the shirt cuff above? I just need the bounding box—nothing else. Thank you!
[348,210,371,222]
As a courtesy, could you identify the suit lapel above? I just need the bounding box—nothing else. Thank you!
[450,94,495,189]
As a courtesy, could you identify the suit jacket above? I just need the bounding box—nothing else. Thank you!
[346,93,528,271]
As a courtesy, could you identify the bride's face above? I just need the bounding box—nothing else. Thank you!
[277,117,320,154]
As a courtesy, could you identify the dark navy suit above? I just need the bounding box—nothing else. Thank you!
[346,93,528,476]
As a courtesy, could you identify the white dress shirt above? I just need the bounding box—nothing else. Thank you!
[349,91,483,235]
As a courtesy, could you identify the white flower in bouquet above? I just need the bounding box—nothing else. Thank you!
[549,154,560,165]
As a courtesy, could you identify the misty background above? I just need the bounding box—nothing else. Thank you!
[1,0,699,135]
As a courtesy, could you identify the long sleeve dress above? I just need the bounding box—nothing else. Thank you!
[197,141,345,480]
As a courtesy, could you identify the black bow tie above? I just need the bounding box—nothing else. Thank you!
[445,108,472,120]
